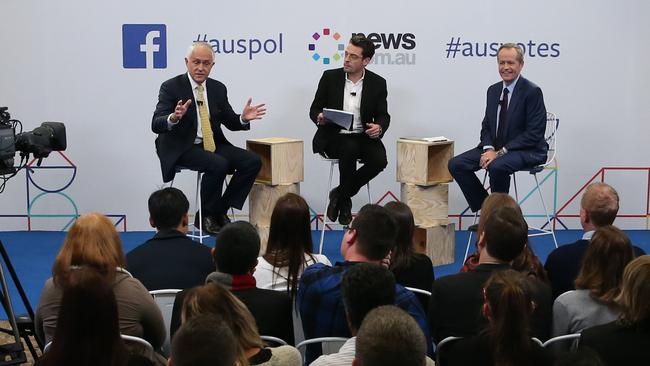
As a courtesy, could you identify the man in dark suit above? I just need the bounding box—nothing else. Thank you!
[309,35,390,225]
[169,221,294,344]
[448,43,548,212]
[545,182,646,298]
[428,206,552,344]
[152,42,266,234]
[127,187,214,291]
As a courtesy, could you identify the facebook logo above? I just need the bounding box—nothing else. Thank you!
[122,24,167,69]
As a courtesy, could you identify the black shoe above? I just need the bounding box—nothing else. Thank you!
[326,188,340,222]
[200,216,222,236]
[338,197,352,226]
[216,214,231,227]
[468,223,479,232]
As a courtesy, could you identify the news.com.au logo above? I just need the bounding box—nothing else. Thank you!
[308,29,417,66]
[308,28,345,65]
[122,24,167,69]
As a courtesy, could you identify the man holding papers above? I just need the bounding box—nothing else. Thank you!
[309,35,390,225]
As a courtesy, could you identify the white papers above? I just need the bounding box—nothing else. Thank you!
[323,108,353,130]
[400,136,450,143]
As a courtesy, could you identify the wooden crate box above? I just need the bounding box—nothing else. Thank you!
[413,223,455,266]
[247,137,304,185]
[396,138,453,185]
[249,182,300,227]
[400,183,449,227]
[254,224,270,256]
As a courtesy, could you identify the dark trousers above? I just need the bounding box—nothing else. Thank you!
[323,133,387,198]
[176,143,261,217]
[448,147,532,212]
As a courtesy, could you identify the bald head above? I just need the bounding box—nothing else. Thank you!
[580,183,619,228]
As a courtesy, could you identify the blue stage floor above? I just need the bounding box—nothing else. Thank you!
[0,229,649,318]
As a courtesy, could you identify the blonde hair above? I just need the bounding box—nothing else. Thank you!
[52,213,125,285]
[616,255,650,325]
[182,284,263,366]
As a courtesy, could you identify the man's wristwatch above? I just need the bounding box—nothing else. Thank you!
[496,147,508,157]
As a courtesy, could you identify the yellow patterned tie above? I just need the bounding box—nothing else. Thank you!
[196,84,216,152]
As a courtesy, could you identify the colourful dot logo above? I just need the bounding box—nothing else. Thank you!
[308,28,345,64]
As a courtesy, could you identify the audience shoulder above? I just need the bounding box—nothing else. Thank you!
[271,345,302,365]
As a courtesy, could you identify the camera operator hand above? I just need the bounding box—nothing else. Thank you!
[170,99,192,123]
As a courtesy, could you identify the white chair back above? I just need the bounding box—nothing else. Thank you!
[261,335,289,347]
[149,289,181,356]
[541,112,558,167]
[44,334,155,360]
[543,333,580,349]
[435,336,463,366]
[404,286,432,297]
[121,334,155,360]
[296,337,349,362]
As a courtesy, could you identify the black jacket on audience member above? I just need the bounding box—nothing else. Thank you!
[126,230,214,291]
[428,263,552,344]
[169,283,294,345]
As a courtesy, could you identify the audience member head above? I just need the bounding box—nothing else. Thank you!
[384,201,416,272]
[580,183,619,230]
[478,206,528,263]
[42,267,128,366]
[341,204,397,262]
[341,263,396,334]
[212,221,260,275]
[478,192,521,233]
[53,213,126,285]
[147,187,189,232]
[354,305,426,366]
[483,270,536,366]
[170,314,238,366]
[182,283,263,366]
[616,255,650,326]
[575,225,634,304]
[264,193,315,297]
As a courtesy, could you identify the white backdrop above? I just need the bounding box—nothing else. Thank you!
[1,0,649,230]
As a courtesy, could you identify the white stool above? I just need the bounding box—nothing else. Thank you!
[318,157,371,254]
[171,168,210,244]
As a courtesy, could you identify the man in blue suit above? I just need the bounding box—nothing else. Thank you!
[449,43,548,212]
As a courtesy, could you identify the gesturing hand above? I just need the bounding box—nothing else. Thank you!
[241,98,267,122]
[171,99,192,122]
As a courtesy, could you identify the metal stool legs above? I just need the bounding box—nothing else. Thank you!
[318,160,371,255]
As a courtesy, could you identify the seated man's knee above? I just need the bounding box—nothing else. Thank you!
[487,161,510,176]
[365,155,388,172]
[448,156,460,174]
[250,153,262,172]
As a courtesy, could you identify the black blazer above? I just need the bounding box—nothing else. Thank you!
[545,239,646,299]
[169,286,294,345]
[125,230,214,291]
[151,74,249,182]
[309,68,390,154]
[580,321,650,366]
[478,76,547,162]
[429,263,552,344]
